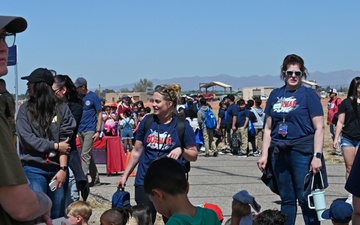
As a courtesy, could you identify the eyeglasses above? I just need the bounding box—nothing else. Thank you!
[0,33,16,47]
[53,87,63,94]
[285,70,302,77]
[155,85,173,102]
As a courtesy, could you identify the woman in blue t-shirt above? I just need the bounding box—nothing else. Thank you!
[257,54,325,225]
[117,83,198,223]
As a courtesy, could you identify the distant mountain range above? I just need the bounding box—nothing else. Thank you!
[104,70,360,92]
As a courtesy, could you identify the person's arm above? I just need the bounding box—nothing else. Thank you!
[0,184,52,223]
[117,140,144,188]
[333,113,345,149]
[257,115,272,172]
[244,117,249,128]
[52,153,68,189]
[92,110,102,141]
[310,115,324,173]
[232,115,237,131]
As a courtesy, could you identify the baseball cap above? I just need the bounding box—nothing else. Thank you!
[328,88,338,94]
[74,77,87,88]
[21,68,54,86]
[321,200,353,223]
[233,190,261,212]
[122,94,131,99]
[202,203,224,222]
[0,15,27,33]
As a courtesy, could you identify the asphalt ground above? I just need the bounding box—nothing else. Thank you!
[85,150,349,225]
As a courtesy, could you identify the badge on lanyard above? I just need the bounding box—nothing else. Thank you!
[278,122,288,137]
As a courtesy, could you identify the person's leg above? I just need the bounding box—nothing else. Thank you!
[343,145,358,180]
[256,128,263,154]
[289,150,319,225]
[271,151,297,225]
[65,168,79,208]
[240,127,248,155]
[226,124,232,147]
[80,131,94,178]
[49,170,67,218]
[208,128,217,155]
[353,195,360,224]
[135,186,157,224]
[202,128,210,156]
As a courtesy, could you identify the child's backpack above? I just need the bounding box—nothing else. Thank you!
[112,187,131,209]
[248,120,255,136]
[202,108,217,130]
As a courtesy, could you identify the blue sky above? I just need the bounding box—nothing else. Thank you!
[2,1,360,93]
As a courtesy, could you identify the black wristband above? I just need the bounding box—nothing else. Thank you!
[60,166,68,172]
[181,148,185,154]
[96,130,101,133]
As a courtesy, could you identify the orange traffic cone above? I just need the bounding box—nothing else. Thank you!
[126,151,136,177]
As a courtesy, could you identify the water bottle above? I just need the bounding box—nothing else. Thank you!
[307,171,326,221]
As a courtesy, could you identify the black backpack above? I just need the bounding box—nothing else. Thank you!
[111,187,131,209]
[144,114,190,174]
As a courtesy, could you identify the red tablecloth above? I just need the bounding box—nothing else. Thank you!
[76,136,126,175]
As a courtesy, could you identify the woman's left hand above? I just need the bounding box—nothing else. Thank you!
[167,147,182,160]
[52,170,67,189]
[309,157,322,174]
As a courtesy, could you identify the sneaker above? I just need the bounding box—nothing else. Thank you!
[237,153,248,158]
[226,152,233,156]
[346,193,353,205]
[218,151,225,155]
[213,151,218,157]
[253,152,261,157]
[200,146,206,152]
[205,154,210,157]
[248,151,254,156]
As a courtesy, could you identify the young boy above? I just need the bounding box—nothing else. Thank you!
[66,201,92,225]
[144,157,220,225]
[321,200,353,225]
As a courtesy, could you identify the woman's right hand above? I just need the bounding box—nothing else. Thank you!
[333,138,339,149]
[58,139,70,154]
[117,175,127,189]
[257,156,267,173]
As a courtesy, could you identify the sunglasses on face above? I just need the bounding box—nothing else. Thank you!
[155,85,173,102]
[285,70,302,76]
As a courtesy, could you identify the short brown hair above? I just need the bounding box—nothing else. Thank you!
[66,201,92,222]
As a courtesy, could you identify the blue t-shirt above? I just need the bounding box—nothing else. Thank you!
[226,103,238,125]
[78,91,102,132]
[236,109,250,128]
[134,117,196,187]
[265,85,323,141]
[218,108,226,127]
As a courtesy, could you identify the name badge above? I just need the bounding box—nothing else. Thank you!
[278,122,288,137]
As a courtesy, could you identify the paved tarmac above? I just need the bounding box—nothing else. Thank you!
[88,152,348,225]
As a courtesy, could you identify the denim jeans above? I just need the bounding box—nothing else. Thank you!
[271,149,319,225]
[24,165,67,219]
[65,168,79,207]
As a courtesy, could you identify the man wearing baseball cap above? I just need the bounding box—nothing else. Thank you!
[0,15,52,224]
[327,88,342,156]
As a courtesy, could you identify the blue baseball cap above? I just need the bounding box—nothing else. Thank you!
[321,200,353,223]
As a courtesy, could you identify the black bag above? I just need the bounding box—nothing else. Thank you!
[230,132,240,153]
[112,187,131,209]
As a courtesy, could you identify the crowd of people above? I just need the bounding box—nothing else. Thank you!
[1,14,360,225]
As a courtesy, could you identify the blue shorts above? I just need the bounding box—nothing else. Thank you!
[340,136,360,148]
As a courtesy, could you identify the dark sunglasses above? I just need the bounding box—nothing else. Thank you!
[155,85,173,102]
[285,70,302,76]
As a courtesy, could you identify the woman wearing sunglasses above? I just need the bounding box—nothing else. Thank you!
[257,54,326,225]
[117,83,198,223]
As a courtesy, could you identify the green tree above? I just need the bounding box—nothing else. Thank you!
[133,78,153,92]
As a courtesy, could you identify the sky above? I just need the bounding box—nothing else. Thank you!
[2,1,360,94]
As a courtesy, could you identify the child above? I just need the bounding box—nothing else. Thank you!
[66,201,92,225]
[119,109,135,152]
[321,200,353,225]
[144,157,220,225]
[128,204,153,225]
[100,207,130,225]
[253,209,287,225]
